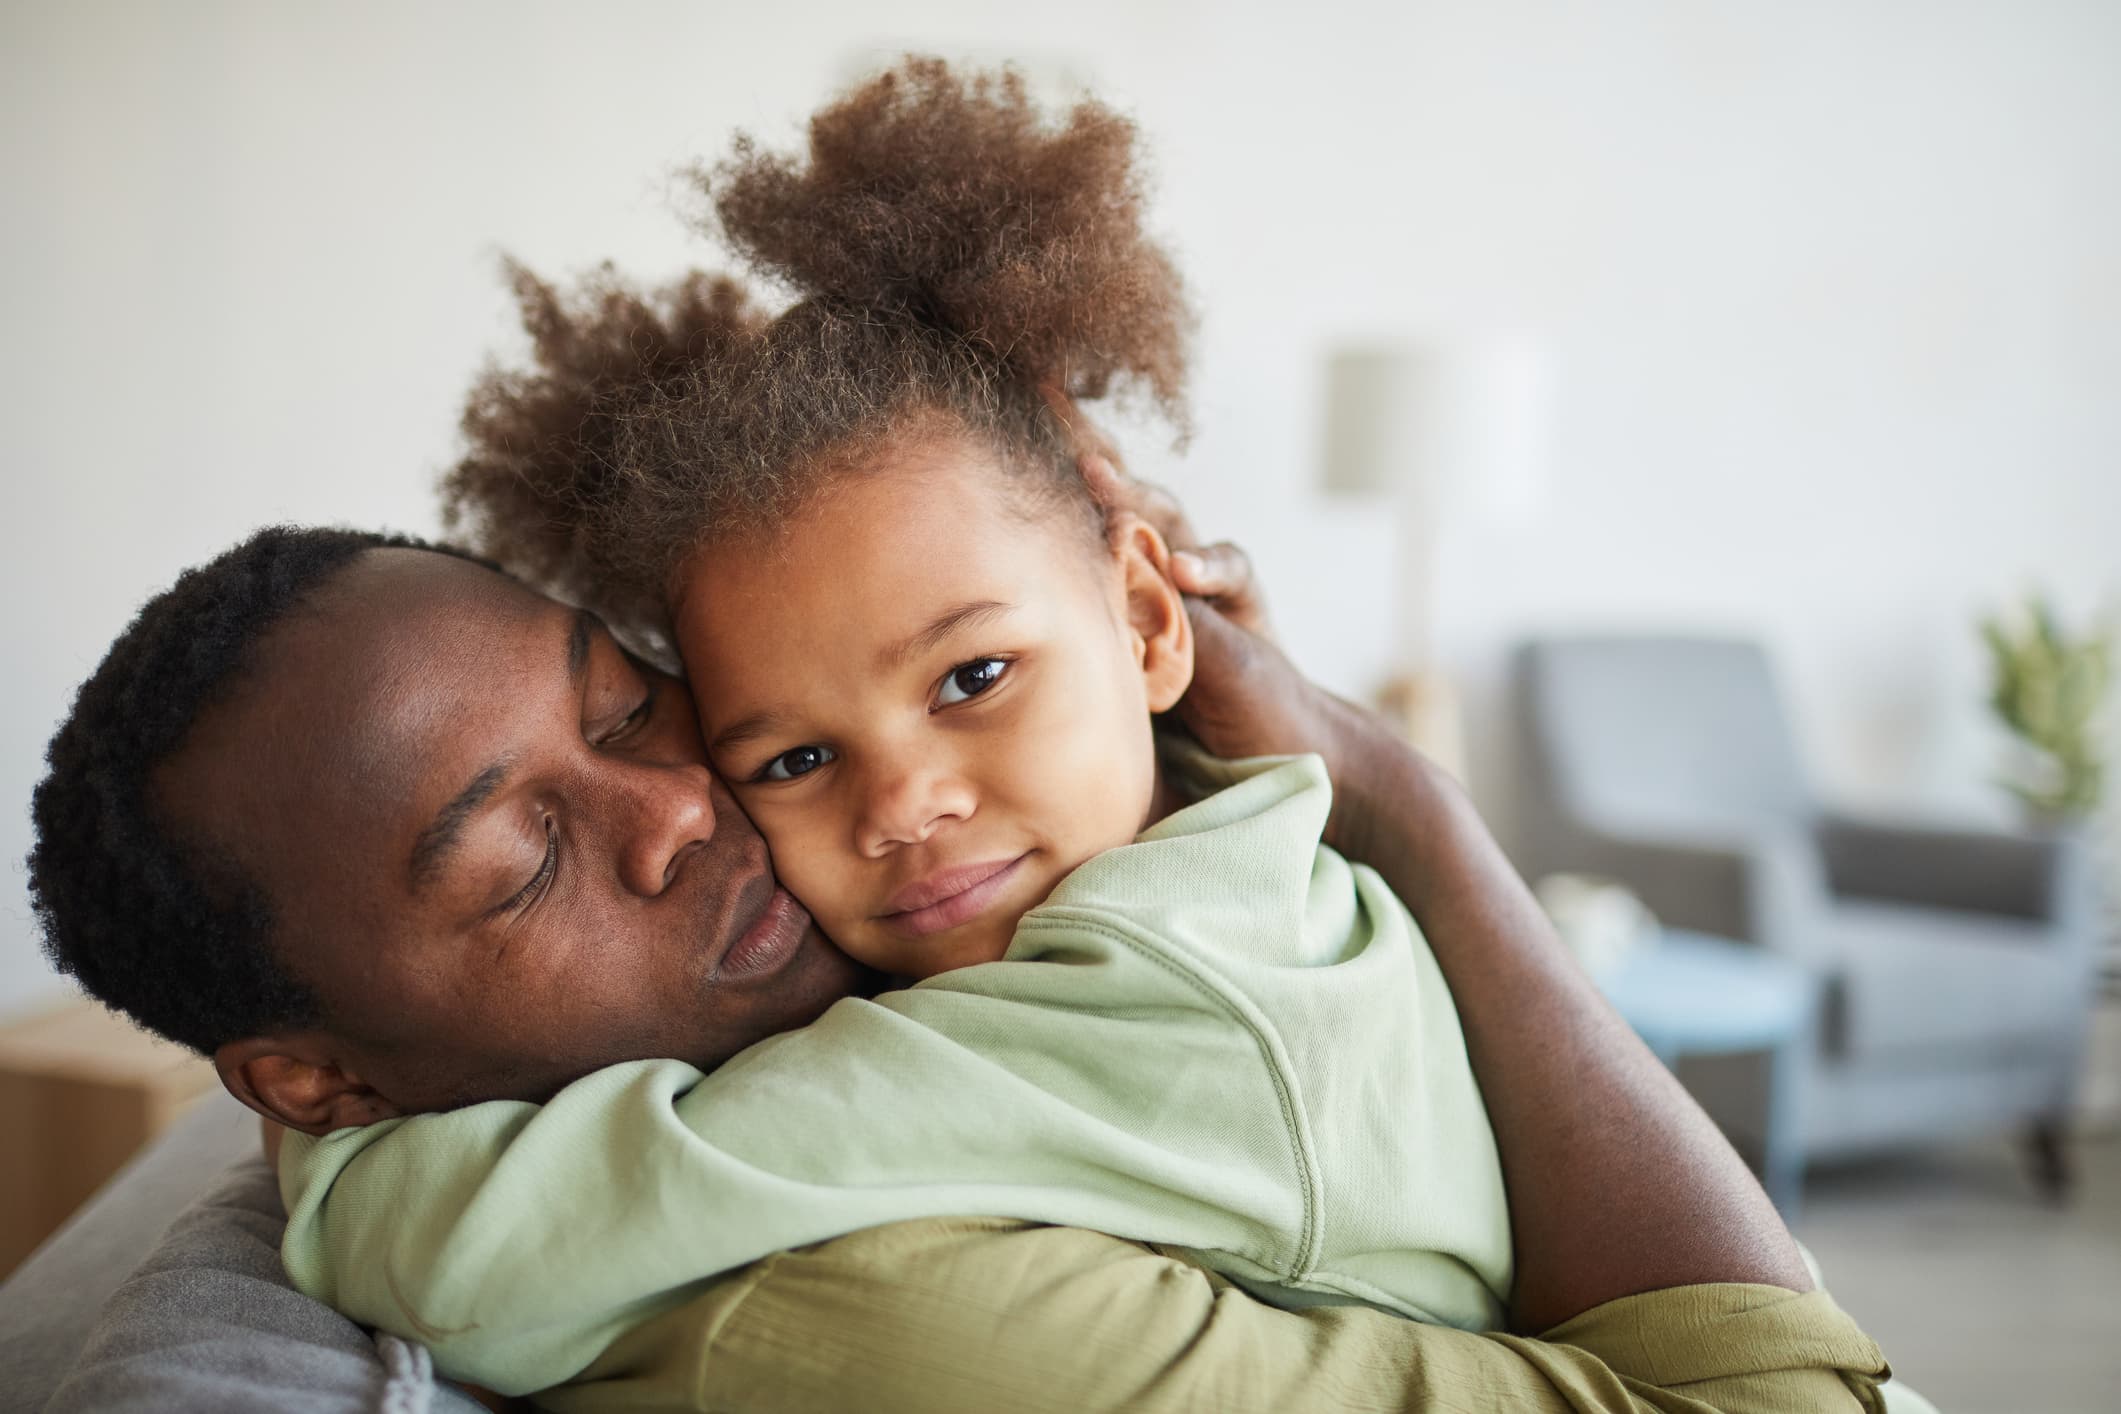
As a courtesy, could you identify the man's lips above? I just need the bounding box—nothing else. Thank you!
[718,883,811,979]
[704,846,807,982]
[879,853,1029,938]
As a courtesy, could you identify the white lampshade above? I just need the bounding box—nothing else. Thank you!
[1316,337,1551,685]
[1320,339,1550,522]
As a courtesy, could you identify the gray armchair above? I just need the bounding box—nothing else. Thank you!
[1512,635,2104,1192]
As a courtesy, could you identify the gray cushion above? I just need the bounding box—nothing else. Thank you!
[40,1153,485,1412]
[1828,900,2075,1060]
[0,1088,486,1414]
[0,1091,259,1410]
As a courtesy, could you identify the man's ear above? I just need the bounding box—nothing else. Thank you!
[214,1034,405,1137]
[1110,513,1195,713]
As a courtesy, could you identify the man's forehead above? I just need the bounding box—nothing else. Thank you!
[339,548,549,630]
[151,549,565,892]
[311,550,564,767]
[183,550,559,803]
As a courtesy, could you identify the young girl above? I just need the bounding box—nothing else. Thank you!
[280,59,1512,1397]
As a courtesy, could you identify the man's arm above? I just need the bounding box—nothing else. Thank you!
[543,1217,1883,1414]
[1175,601,1815,1333]
[1098,455,1816,1326]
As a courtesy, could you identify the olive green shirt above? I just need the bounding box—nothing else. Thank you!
[539,1217,1890,1414]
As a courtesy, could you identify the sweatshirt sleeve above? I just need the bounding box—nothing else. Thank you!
[277,956,1317,1397]
[538,1217,1890,1414]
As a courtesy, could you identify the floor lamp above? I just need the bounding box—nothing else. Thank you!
[1320,339,1550,780]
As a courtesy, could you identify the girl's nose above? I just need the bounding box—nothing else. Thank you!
[855,762,976,857]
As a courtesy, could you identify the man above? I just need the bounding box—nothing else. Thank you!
[34,529,868,1128]
[27,516,1888,1411]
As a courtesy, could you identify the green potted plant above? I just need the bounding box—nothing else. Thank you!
[1981,595,2113,825]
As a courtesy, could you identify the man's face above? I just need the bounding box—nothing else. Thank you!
[160,549,870,1118]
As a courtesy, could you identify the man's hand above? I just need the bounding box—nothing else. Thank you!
[1077,453,1272,640]
[1072,451,1819,1331]
[1077,451,1406,855]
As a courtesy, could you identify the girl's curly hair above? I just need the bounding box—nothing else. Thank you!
[442,57,1193,649]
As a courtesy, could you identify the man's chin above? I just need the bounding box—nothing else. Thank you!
[689,921,877,1070]
[773,921,883,1014]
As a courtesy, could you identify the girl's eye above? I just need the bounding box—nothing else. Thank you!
[937,657,1009,707]
[758,744,836,783]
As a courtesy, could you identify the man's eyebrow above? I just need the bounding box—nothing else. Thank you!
[408,761,511,893]
[879,599,1014,672]
[402,611,592,894]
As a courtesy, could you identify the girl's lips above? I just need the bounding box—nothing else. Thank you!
[879,853,1029,938]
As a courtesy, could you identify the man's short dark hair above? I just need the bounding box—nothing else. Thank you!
[27,526,492,1054]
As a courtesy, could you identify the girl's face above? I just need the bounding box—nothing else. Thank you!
[673,431,1192,979]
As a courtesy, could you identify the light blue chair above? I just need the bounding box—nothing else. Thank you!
[1513,635,2105,1195]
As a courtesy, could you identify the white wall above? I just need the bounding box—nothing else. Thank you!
[4,0,2117,1016]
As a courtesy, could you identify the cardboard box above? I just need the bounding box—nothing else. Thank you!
[0,997,218,1279]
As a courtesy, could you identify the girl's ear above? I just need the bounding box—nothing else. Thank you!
[1110,513,1194,712]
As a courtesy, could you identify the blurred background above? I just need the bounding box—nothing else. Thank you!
[2,3,2116,1409]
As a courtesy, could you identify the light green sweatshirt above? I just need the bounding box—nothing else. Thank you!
[279,752,1513,1396]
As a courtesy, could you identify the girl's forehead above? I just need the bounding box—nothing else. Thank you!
[810,427,1021,516]
[703,441,1089,596]
[675,447,1116,693]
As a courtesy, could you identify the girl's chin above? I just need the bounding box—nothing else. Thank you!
[864,926,1017,982]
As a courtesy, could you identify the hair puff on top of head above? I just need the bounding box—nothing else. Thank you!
[704,56,1194,430]
[445,260,765,625]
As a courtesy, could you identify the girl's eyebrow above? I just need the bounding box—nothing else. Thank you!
[710,709,795,760]
[711,600,1015,762]
[879,599,1014,671]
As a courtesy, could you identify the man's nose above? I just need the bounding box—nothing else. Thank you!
[612,761,721,896]
[855,759,975,857]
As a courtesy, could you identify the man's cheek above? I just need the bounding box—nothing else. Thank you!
[769,848,842,931]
